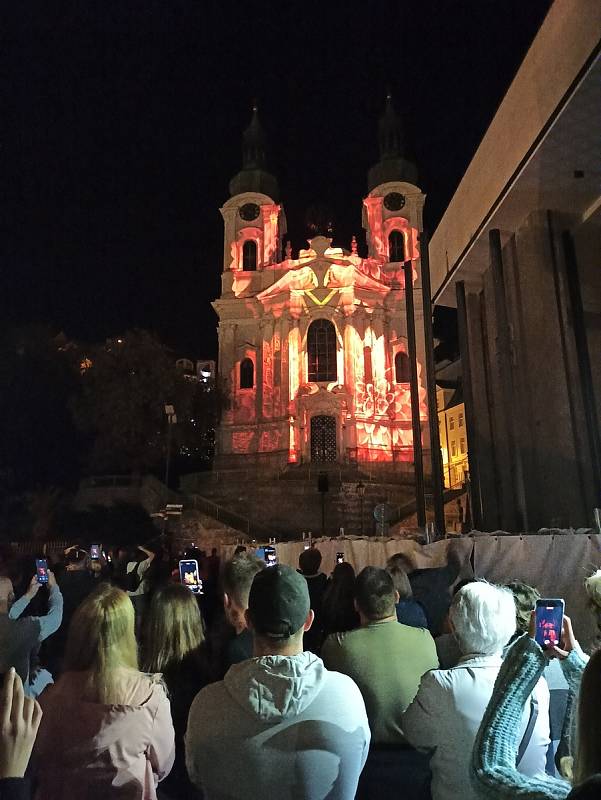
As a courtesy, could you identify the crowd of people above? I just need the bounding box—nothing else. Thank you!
[0,538,600,800]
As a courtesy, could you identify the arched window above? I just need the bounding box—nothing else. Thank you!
[308,319,337,382]
[239,358,254,389]
[242,240,257,271]
[388,230,405,263]
[395,351,411,383]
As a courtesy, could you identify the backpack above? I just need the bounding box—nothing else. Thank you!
[126,560,145,593]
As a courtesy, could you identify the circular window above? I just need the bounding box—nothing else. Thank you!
[383,192,406,211]
[239,203,260,221]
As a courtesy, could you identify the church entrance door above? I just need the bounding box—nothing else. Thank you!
[310,415,337,463]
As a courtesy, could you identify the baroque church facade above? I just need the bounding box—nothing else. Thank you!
[213,100,428,472]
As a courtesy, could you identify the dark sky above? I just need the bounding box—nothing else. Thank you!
[5,0,552,358]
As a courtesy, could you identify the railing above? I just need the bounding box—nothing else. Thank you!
[187,494,280,541]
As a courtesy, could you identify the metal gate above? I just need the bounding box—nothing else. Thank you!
[310,415,337,463]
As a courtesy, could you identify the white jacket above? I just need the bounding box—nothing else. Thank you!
[186,651,370,800]
[402,653,550,800]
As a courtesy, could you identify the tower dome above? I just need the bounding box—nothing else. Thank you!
[367,93,418,191]
[229,104,279,200]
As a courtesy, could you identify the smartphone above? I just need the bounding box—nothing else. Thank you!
[534,599,564,648]
[178,559,203,595]
[255,546,266,561]
[336,552,344,564]
[35,558,49,584]
[90,543,101,560]
[303,543,311,551]
[264,545,278,567]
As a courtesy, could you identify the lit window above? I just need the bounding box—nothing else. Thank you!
[242,240,257,271]
[308,319,337,382]
[239,358,254,389]
[451,440,457,457]
[460,438,466,454]
[388,230,405,263]
[449,417,455,431]
[458,412,464,428]
[394,351,411,383]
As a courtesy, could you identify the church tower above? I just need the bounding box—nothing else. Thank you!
[213,100,427,473]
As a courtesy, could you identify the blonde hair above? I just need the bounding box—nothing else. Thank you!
[64,583,139,703]
[143,583,204,673]
[574,649,601,784]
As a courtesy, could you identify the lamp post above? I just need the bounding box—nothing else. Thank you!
[163,404,177,550]
[356,480,366,535]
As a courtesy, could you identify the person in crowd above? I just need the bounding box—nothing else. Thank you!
[126,544,156,631]
[34,583,174,800]
[388,539,467,636]
[44,547,96,676]
[186,564,370,800]
[321,566,437,800]
[0,668,42,800]
[221,553,264,670]
[434,578,477,669]
[298,547,328,652]
[321,562,359,637]
[143,584,209,800]
[403,581,550,800]
[387,563,428,629]
[1,572,63,698]
[506,580,569,776]
[471,614,600,799]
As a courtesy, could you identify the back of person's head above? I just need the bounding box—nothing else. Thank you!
[450,581,516,656]
[247,565,310,652]
[505,580,540,635]
[575,648,601,785]
[386,564,413,600]
[222,554,264,611]
[386,552,413,575]
[0,577,14,614]
[298,547,322,575]
[64,583,138,703]
[354,566,396,621]
[143,583,204,673]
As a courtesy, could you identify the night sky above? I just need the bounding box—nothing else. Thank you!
[5,1,552,358]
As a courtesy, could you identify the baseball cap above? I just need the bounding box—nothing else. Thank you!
[248,564,310,639]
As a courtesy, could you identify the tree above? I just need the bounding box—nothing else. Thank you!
[72,329,178,474]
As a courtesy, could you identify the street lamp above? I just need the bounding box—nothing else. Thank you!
[356,480,366,535]
[163,405,177,551]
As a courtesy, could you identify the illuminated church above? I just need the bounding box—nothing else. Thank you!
[213,100,428,472]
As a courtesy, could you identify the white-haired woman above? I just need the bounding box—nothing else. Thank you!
[402,581,550,800]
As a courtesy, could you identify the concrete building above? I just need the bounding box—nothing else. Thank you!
[213,101,429,476]
[429,0,601,531]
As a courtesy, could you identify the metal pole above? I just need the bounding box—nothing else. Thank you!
[456,281,483,530]
[360,496,364,536]
[321,492,325,537]
[403,259,426,527]
[419,230,446,536]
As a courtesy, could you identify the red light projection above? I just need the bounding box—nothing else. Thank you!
[219,227,428,465]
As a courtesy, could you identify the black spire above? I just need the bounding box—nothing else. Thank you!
[242,103,266,170]
[378,91,403,159]
[368,93,417,191]
[229,103,279,200]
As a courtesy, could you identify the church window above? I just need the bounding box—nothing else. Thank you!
[395,351,410,383]
[388,230,405,263]
[239,358,254,389]
[308,319,337,382]
[242,240,257,271]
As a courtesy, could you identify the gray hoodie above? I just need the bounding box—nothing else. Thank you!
[186,651,370,800]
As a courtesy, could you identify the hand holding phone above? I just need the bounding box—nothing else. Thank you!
[90,544,101,560]
[179,559,203,595]
[336,552,344,565]
[534,598,564,649]
[35,559,49,585]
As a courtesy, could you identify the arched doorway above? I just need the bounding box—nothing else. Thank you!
[311,415,337,462]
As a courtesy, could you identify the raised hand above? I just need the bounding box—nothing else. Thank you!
[0,668,43,779]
